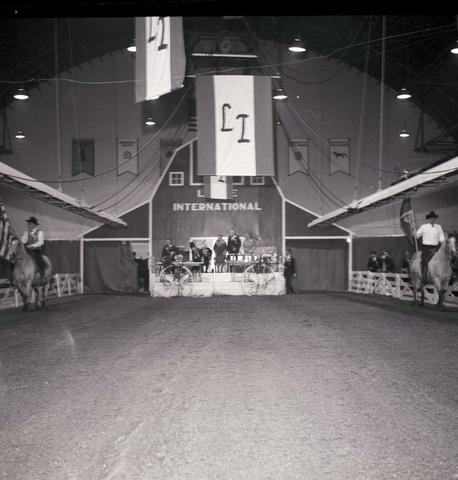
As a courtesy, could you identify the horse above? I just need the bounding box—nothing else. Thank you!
[10,238,53,311]
[409,234,456,309]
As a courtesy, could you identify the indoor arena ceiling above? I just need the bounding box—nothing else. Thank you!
[1,15,458,152]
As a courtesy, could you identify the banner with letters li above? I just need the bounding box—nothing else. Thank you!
[135,17,186,102]
[196,75,274,177]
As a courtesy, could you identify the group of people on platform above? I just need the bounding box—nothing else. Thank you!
[161,234,298,294]
[161,230,255,274]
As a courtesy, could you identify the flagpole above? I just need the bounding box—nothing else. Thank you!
[410,211,419,253]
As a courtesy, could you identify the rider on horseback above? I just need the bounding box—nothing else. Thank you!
[21,216,45,280]
[415,210,445,284]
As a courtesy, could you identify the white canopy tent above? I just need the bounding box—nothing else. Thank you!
[308,156,458,228]
[0,161,127,228]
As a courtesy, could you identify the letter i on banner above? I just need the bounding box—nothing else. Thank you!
[135,17,186,101]
[196,75,275,176]
[203,176,234,200]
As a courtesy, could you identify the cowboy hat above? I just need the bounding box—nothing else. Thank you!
[425,211,438,219]
[25,216,39,225]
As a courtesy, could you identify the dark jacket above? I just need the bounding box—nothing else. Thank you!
[284,256,296,277]
[227,234,241,254]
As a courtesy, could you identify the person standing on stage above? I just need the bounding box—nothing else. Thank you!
[213,235,227,273]
[201,245,213,273]
[161,239,176,267]
[283,248,297,294]
[227,229,241,256]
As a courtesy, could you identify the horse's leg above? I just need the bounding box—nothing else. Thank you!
[420,282,425,306]
[22,283,33,311]
[33,285,41,309]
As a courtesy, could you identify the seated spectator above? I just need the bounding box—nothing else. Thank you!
[378,251,396,273]
[367,251,379,272]
[401,250,412,273]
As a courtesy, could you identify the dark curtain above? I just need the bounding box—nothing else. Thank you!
[44,241,80,273]
[286,239,348,291]
[84,242,139,293]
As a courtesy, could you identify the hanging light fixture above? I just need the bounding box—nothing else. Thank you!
[288,38,306,53]
[273,88,287,100]
[399,129,410,138]
[145,117,156,126]
[451,15,458,54]
[451,40,458,54]
[396,87,411,100]
[127,39,136,53]
[14,87,29,101]
[15,129,26,139]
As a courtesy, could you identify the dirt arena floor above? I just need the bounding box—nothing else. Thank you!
[1,292,457,480]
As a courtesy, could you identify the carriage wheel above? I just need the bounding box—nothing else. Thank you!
[158,265,193,297]
[176,265,193,297]
[242,264,276,296]
[158,265,179,297]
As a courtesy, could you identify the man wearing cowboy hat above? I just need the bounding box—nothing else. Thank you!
[415,210,445,283]
[20,216,46,279]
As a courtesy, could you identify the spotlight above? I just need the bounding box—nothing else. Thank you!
[273,88,287,100]
[396,87,411,100]
[288,38,306,53]
[15,129,25,139]
[145,117,156,126]
[14,88,29,100]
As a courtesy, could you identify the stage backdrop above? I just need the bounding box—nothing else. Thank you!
[152,142,281,261]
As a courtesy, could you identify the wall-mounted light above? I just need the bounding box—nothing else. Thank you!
[288,38,306,53]
[145,117,156,126]
[15,129,26,139]
[396,87,411,100]
[14,87,29,101]
[127,39,136,53]
[273,88,287,100]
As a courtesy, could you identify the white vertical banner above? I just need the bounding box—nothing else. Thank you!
[117,139,139,175]
[135,17,186,102]
[196,75,274,177]
[203,176,233,200]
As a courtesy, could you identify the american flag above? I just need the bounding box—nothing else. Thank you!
[399,197,418,251]
[0,200,14,261]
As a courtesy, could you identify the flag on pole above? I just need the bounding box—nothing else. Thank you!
[400,197,418,251]
[0,200,14,261]
[203,176,234,200]
[135,17,186,102]
[196,75,274,177]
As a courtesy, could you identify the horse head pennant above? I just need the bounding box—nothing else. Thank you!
[0,198,15,261]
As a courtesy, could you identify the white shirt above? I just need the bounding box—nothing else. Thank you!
[416,223,445,246]
[21,227,44,248]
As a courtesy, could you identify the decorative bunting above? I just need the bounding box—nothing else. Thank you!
[329,138,350,175]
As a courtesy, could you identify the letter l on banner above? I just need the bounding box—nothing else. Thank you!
[196,75,274,176]
[135,17,186,101]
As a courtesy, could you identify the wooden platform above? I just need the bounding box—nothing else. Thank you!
[151,272,285,297]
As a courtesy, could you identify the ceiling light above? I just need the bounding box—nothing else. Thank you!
[15,129,25,139]
[399,129,410,138]
[145,117,156,126]
[273,88,287,100]
[14,88,29,100]
[396,87,411,100]
[127,39,136,53]
[288,38,306,53]
[451,40,458,54]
